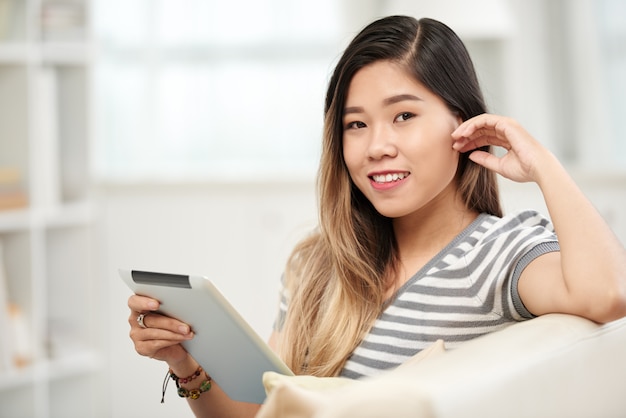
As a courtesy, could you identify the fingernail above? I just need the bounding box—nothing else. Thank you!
[148,301,159,310]
[179,325,190,334]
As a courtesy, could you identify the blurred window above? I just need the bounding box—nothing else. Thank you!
[93,1,626,180]
[93,0,343,181]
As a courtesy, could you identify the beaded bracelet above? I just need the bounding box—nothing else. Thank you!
[161,366,212,403]
[169,366,204,384]
[176,378,212,400]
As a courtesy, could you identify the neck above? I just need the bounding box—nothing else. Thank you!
[396,186,477,248]
[396,208,476,255]
[384,205,478,301]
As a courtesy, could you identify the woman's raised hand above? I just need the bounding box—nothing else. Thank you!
[128,294,194,366]
[451,114,554,184]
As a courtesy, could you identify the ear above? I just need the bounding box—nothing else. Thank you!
[454,113,463,128]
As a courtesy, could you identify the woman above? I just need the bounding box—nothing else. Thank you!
[127,16,626,417]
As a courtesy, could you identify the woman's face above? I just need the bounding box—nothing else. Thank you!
[342,60,462,219]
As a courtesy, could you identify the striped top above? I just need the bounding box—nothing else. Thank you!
[275,210,560,379]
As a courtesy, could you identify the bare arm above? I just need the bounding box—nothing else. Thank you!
[452,114,626,323]
[171,355,261,418]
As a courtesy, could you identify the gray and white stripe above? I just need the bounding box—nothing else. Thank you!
[340,210,559,378]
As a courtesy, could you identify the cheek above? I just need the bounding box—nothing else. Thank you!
[440,145,460,174]
[342,142,361,177]
[419,128,459,177]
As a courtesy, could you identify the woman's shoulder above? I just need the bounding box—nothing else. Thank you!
[478,209,553,229]
[474,209,556,244]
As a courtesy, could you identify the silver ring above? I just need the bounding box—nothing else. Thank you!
[137,313,148,329]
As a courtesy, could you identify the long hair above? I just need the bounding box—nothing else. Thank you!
[279,16,502,377]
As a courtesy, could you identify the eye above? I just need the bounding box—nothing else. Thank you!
[395,112,415,122]
[345,121,367,130]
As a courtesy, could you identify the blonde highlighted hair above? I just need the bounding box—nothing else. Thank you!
[278,16,502,376]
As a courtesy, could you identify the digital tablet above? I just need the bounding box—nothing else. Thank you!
[119,269,293,404]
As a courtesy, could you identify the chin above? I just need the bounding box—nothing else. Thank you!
[373,206,409,219]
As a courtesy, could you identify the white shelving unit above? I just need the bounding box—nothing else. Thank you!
[0,1,104,417]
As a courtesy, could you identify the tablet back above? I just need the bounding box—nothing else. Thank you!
[120,269,293,404]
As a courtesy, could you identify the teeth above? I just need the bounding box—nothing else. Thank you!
[372,172,409,183]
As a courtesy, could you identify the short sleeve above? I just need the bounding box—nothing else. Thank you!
[507,210,560,318]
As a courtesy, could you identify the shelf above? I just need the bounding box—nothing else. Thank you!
[0,201,95,233]
[0,42,33,63]
[47,349,103,381]
[0,41,91,65]
[0,0,99,415]
[0,348,103,391]
[0,0,100,418]
[0,208,31,232]
[41,200,95,228]
[41,41,92,65]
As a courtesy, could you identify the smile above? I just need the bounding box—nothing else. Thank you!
[371,172,410,184]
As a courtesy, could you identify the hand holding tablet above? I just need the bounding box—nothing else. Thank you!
[120,269,293,404]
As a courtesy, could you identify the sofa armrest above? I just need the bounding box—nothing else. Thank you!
[317,314,626,418]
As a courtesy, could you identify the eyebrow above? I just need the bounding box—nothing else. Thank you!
[343,94,423,116]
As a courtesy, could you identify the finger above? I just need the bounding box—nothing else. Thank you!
[128,310,192,335]
[132,334,190,358]
[128,294,160,312]
[129,325,193,344]
[467,150,502,173]
[453,134,511,153]
[129,323,193,358]
[452,115,517,151]
[452,135,493,152]
[452,114,511,140]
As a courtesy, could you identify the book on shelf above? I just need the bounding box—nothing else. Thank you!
[41,0,86,42]
[0,167,28,212]
[0,240,32,371]
[7,302,31,368]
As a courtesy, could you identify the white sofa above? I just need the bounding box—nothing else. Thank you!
[259,313,626,418]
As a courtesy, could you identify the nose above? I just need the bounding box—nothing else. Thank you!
[367,125,398,160]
